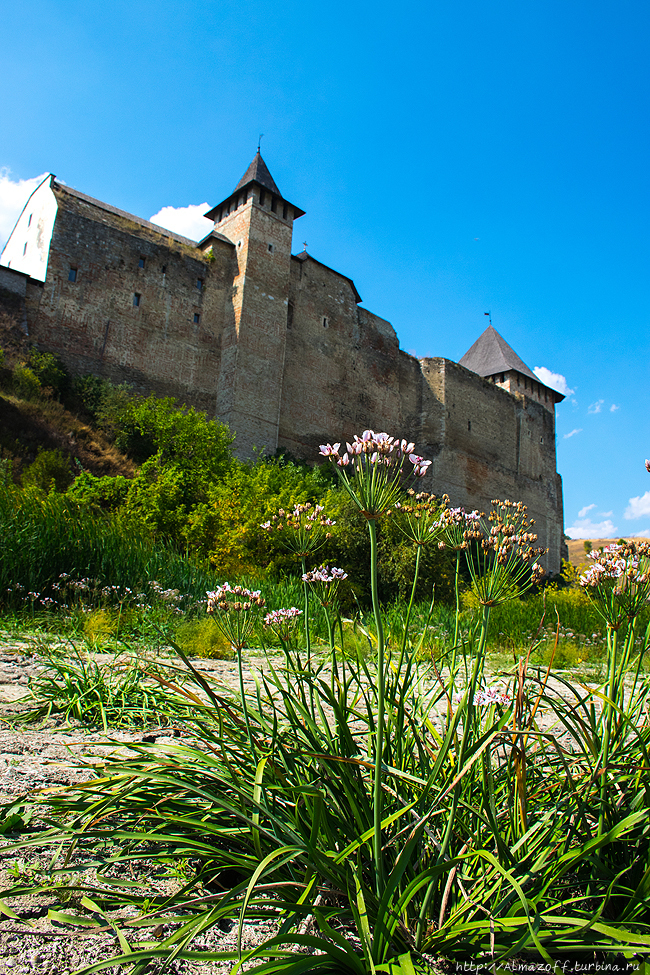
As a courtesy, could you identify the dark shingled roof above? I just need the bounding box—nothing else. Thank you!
[234,151,281,196]
[459,325,538,382]
[204,152,305,222]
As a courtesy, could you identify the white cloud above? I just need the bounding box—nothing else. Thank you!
[588,399,604,414]
[600,510,613,518]
[610,403,620,412]
[629,528,650,538]
[533,366,574,397]
[565,516,618,539]
[563,428,582,439]
[0,169,49,251]
[624,491,650,520]
[149,203,213,242]
[578,503,596,518]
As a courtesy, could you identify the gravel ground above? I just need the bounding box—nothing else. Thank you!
[0,635,602,975]
[0,640,309,974]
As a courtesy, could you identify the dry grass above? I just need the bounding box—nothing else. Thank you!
[0,392,136,479]
[567,537,622,575]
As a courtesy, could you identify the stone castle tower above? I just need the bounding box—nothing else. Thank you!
[201,151,304,457]
[0,152,566,570]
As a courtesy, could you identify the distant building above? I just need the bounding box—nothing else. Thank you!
[0,153,565,570]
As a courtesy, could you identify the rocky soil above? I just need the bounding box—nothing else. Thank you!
[0,639,300,975]
[0,634,594,975]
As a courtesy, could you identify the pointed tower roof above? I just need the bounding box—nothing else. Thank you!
[459,325,564,403]
[233,150,281,196]
[459,325,537,381]
[204,151,305,222]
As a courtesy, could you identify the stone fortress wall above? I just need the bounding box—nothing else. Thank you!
[0,157,565,571]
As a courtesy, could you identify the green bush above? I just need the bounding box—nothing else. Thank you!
[67,373,113,420]
[22,448,73,493]
[27,350,69,400]
[12,363,41,400]
[67,470,131,509]
[174,618,234,658]
[98,391,234,478]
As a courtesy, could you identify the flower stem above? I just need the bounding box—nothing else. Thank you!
[368,518,385,897]
[399,544,422,669]
[324,607,337,696]
[598,625,618,836]
[437,603,490,865]
[453,550,461,651]
[237,646,256,760]
[448,551,462,713]
[301,556,315,717]
[300,557,309,673]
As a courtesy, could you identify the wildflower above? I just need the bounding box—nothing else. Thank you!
[206,583,265,652]
[318,442,340,457]
[579,540,650,626]
[435,499,484,551]
[646,459,650,473]
[463,499,547,606]
[319,429,432,520]
[302,565,348,584]
[207,582,265,614]
[395,490,445,547]
[263,607,303,626]
[474,685,510,707]
[260,502,335,558]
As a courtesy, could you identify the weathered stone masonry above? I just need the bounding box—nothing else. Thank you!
[0,155,565,570]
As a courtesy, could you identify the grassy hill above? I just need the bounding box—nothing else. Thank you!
[0,391,135,482]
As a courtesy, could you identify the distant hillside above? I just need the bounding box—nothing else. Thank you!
[567,537,628,575]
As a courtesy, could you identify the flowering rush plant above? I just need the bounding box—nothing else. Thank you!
[302,565,348,610]
[434,497,484,552]
[263,606,303,644]
[318,431,432,891]
[579,541,650,628]
[319,430,431,519]
[260,502,335,558]
[395,490,444,547]
[473,684,510,707]
[206,582,265,652]
[467,499,546,606]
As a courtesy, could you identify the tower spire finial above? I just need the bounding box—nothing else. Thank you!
[258,133,264,152]
[484,310,492,327]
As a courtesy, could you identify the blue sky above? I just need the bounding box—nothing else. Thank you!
[1,0,648,538]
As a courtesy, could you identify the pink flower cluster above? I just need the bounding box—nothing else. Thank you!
[319,430,431,477]
[579,542,650,589]
[207,582,265,613]
[474,685,510,707]
[264,607,303,627]
[302,565,348,584]
[260,503,335,532]
[436,505,483,551]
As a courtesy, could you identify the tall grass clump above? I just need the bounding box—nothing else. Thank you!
[0,480,219,612]
[3,449,650,973]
